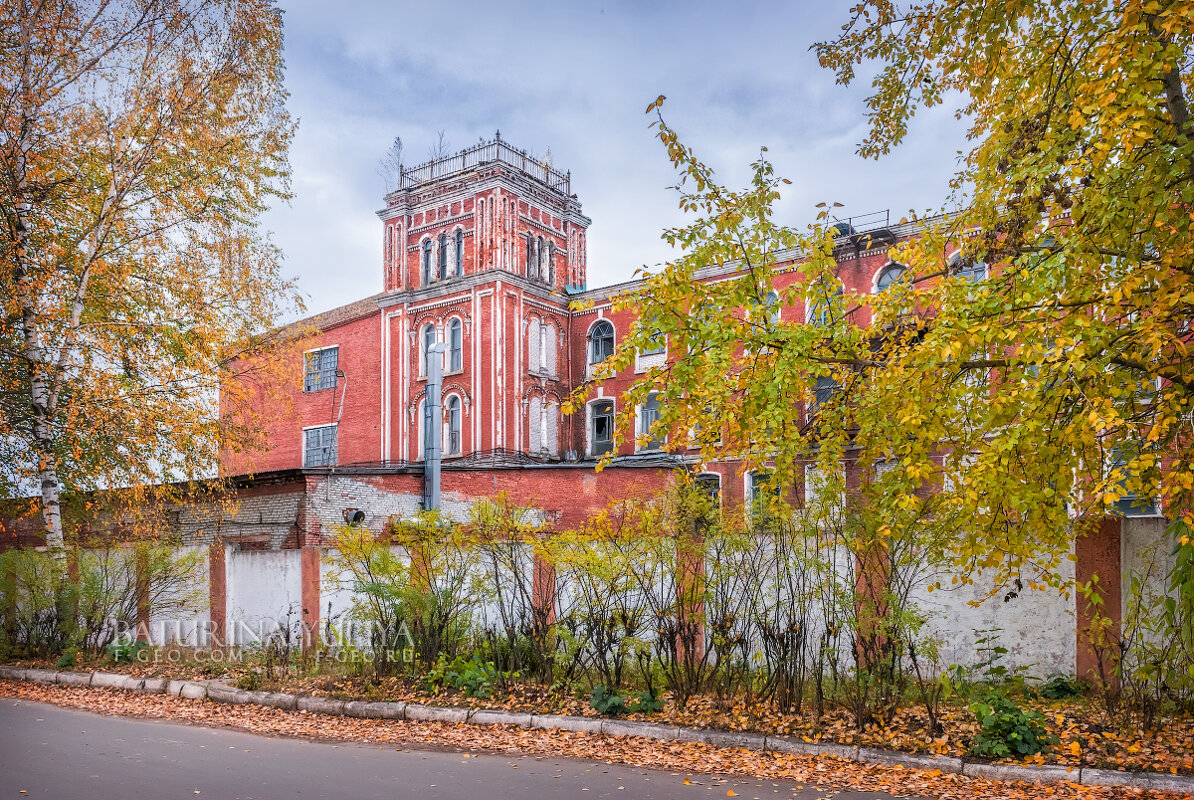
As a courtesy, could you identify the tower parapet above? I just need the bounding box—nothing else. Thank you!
[377,133,590,293]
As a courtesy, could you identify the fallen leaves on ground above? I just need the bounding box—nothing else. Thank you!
[0,678,1186,800]
[15,653,1193,777]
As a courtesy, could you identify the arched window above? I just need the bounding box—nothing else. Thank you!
[876,262,907,292]
[446,395,462,455]
[589,320,614,364]
[546,242,555,285]
[454,228,464,276]
[438,233,448,280]
[421,240,432,286]
[421,323,436,376]
[951,252,988,282]
[448,318,463,372]
[538,323,548,373]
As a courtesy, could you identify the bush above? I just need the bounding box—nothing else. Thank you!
[425,655,512,698]
[106,640,148,664]
[589,684,664,716]
[968,690,1058,758]
[1036,675,1087,700]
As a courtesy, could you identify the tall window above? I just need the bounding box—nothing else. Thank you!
[813,375,839,409]
[304,425,337,467]
[807,280,841,326]
[545,242,555,285]
[446,396,462,455]
[303,346,338,392]
[454,229,464,276]
[765,290,781,326]
[536,236,545,281]
[525,233,534,275]
[538,323,548,373]
[422,240,432,285]
[438,233,448,280]
[421,323,437,376]
[589,320,614,364]
[590,400,614,456]
[639,392,663,451]
[876,262,907,292]
[448,318,463,372]
[747,469,778,531]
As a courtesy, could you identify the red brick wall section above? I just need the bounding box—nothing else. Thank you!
[1075,516,1123,681]
[301,545,321,652]
[208,542,226,651]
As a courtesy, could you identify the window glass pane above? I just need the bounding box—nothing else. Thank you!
[304,425,337,467]
[449,320,462,372]
[590,321,614,364]
[455,229,464,276]
[876,263,907,292]
[592,400,614,456]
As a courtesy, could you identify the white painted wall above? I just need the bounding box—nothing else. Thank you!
[225,549,302,647]
[908,559,1076,678]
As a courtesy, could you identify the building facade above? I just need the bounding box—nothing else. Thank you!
[221,137,924,532]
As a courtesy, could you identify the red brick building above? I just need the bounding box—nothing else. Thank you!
[220,136,931,535]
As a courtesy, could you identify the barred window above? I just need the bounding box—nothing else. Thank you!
[303,347,338,392]
[304,425,337,467]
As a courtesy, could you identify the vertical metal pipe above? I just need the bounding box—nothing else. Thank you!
[424,342,447,510]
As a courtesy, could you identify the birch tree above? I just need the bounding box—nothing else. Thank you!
[0,0,298,559]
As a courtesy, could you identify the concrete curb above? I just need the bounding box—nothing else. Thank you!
[4,668,1192,794]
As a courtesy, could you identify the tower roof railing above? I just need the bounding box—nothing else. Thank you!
[398,133,571,195]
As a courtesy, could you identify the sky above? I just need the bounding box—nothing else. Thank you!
[268,1,971,319]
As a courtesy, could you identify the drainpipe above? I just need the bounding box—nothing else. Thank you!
[423,343,448,511]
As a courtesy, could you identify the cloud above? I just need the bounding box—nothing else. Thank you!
[268,1,971,317]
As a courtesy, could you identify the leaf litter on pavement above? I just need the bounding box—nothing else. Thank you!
[0,678,1187,800]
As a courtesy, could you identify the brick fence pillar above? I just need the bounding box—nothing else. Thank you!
[134,547,151,643]
[531,545,556,624]
[1075,516,1123,682]
[208,542,226,651]
[301,545,321,652]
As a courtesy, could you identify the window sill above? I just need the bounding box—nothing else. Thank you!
[302,386,337,394]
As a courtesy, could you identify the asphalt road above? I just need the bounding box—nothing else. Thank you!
[0,699,919,800]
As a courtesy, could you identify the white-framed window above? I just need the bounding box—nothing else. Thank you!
[811,374,839,414]
[538,323,548,373]
[1107,448,1161,517]
[589,319,615,365]
[950,252,988,282]
[875,262,908,292]
[303,346,338,393]
[639,330,666,357]
[421,239,433,286]
[746,468,778,529]
[638,392,663,451]
[420,322,437,377]
[448,318,463,373]
[589,398,614,457]
[303,424,337,467]
[765,290,781,326]
[806,278,842,326]
[445,395,462,455]
[695,472,721,507]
